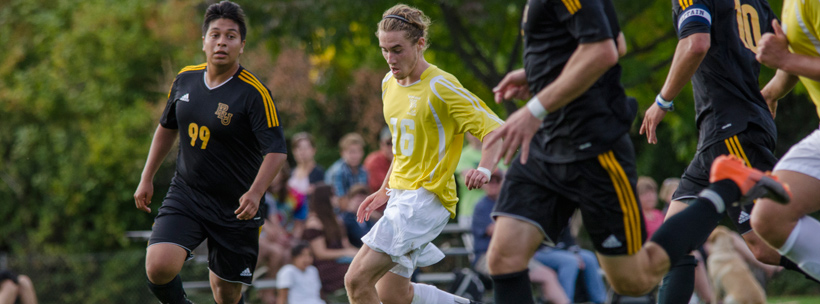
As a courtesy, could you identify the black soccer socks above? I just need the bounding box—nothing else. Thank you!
[651,180,739,267]
[656,255,697,304]
[491,269,535,304]
[147,275,186,304]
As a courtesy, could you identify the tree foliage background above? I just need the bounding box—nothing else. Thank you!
[1,0,819,301]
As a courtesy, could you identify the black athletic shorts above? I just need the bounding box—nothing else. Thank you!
[672,125,777,234]
[493,134,645,256]
[148,200,261,285]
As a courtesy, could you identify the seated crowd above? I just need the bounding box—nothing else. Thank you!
[256,130,386,304]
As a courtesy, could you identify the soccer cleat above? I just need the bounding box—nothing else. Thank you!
[710,154,791,206]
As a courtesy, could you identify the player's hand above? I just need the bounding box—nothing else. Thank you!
[134,179,154,213]
[757,20,790,69]
[463,168,490,190]
[486,107,542,165]
[357,189,389,223]
[235,191,263,220]
[767,99,778,119]
[493,69,531,103]
[639,102,668,144]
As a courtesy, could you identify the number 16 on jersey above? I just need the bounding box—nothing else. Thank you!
[390,117,415,157]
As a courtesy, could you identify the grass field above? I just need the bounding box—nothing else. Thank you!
[769,295,820,304]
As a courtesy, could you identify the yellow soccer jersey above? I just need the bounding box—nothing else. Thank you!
[382,65,503,217]
[783,0,820,117]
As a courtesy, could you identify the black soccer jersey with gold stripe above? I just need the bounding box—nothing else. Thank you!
[522,0,634,163]
[160,64,286,226]
[673,0,778,150]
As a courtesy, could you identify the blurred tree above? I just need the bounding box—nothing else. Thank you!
[0,0,202,253]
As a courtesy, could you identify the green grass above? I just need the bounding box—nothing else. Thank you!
[768,295,820,304]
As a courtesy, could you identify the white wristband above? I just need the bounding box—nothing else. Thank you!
[526,96,548,120]
[655,94,674,111]
[477,167,492,182]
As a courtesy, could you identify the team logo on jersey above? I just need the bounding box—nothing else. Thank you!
[407,95,420,116]
[215,103,233,126]
[180,93,189,102]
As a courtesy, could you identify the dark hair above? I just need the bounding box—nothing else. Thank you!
[309,184,343,244]
[273,162,291,202]
[291,241,311,257]
[345,184,370,199]
[203,1,247,41]
[376,4,431,50]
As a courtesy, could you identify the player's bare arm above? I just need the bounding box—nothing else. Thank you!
[640,32,710,144]
[464,130,504,190]
[761,69,800,118]
[758,20,820,81]
[488,38,619,165]
[235,152,286,220]
[134,125,178,213]
[357,162,393,223]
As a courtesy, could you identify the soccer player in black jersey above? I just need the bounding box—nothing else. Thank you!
[483,0,789,303]
[133,2,287,304]
[637,0,814,302]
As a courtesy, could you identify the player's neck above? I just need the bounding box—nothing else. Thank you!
[205,62,240,88]
[397,58,430,86]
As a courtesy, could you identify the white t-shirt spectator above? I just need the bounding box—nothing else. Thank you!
[276,264,325,304]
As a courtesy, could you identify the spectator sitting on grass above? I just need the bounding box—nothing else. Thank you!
[276,242,325,304]
[304,184,359,296]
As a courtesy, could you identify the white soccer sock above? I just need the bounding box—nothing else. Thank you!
[778,216,820,281]
[411,283,468,304]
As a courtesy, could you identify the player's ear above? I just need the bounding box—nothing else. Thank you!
[417,37,425,52]
[202,36,206,52]
[240,40,245,55]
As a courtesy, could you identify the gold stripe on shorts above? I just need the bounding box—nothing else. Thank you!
[598,151,643,254]
[724,135,751,167]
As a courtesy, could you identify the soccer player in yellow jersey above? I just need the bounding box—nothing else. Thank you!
[745,0,820,281]
[343,4,504,304]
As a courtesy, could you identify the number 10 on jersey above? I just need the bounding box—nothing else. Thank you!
[390,118,415,156]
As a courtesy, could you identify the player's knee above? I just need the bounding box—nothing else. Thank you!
[748,242,780,265]
[487,249,528,275]
[16,275,33,290]
[0,280,19,297]
[750,211,779,241]
[212,284,242,304]
[145,260,179,284]
[344,269,364,295]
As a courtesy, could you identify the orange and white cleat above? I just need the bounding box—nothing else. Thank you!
[709,155,791,206]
